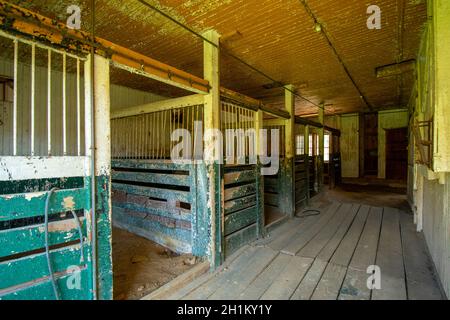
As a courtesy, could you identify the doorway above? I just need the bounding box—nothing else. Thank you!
[363,113,378,177]
[385,127,408,180]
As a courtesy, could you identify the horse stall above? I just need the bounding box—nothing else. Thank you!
[294,123,310,212]
[262,118,288,226]
[109,91,208,298]
[0,32,111,299]
[220,96,263,258]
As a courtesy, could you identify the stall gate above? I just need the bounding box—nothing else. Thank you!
[221,99,262,258]
[263,123,286,220]
[0,33,97,299]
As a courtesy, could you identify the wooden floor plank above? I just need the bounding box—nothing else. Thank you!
[338,267,371,300]
[296,203,352,258]
[268,215,320,251]
[311,262,347,300]
[281,202,341,256]
[346,207,383,270]
[261,256,314,300]
[400,213,443,300]
[183,246,258,300]
[338,207,382,300]
[169,245,250,300]
[239,253,292,300]
[208,247,278,300]
[330,205,370,266]
[290,259,328,300]
[311,204,360,261]
[254,217,303,247]
[372,207,407,300]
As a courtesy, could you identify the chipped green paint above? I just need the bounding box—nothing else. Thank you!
[223,165,259,259]
[0,188,89,222]
[0,220,87,258]
[224,194,257,215]
[0,177,84,195]
[224,206,258,235]
[112,182,191,203]
[114,207,192,253]
[95,175,113,301]
[112,171,190,187]
[224,223,257,258]
[111,160,202,259]
[224,184,257,202]
[0,244,89,291]
[224,169,257,185]
[0,174,97,300]
[0,268,91,300]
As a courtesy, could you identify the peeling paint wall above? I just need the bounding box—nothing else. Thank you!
[340,114,359,178]
[378,109,409,179]
[421,174,450,296]
[409,0,450,298]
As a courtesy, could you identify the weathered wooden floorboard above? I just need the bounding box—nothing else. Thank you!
[329,205,370,266]
[298,203,354,259]
[260,256,314,300]
[338,206,382,300]
[239,253,292,300]
[316,204,361,262]
[338,267,371,300]
[182,246,258,300]
[372,207,407,300]
[399,213,443,300]
[290,259,328,300]
[311,262,347,300]
[254,217,302,247]
[281,202,341,256]
[267,217,315,251]
[208,247,278,300]
[169,245,250,300]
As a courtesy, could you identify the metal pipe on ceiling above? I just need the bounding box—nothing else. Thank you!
[298,0,374,111]
[135,0,332,117]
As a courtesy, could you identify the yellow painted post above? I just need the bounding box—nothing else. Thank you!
[255,110,265,235]
[202,29,222,268]
[433,0,450,172]
[318,103,325,191]
[284,85,295,217]
[304,124,310,203]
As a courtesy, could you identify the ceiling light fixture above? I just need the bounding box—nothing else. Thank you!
[314,22,322,33]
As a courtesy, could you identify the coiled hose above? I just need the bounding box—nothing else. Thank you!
[44,188,85,300]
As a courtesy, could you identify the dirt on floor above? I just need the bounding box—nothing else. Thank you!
[112,227,198,300]
[319,183,411,212]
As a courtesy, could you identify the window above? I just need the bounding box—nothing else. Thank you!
[309,134,313,156]
[324,134,330,162]
[296,135,304,155]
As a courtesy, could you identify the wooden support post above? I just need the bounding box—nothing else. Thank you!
[85,54,113,300]
[284,85,296,217]
[255,110,265,236]
[201,30,222,269]
[318,103,325,191]
[304,125,310,204]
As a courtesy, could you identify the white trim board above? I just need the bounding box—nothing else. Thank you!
[0,156,91,181]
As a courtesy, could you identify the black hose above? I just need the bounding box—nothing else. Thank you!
[44,188,85,301]
[297,209,321,218]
